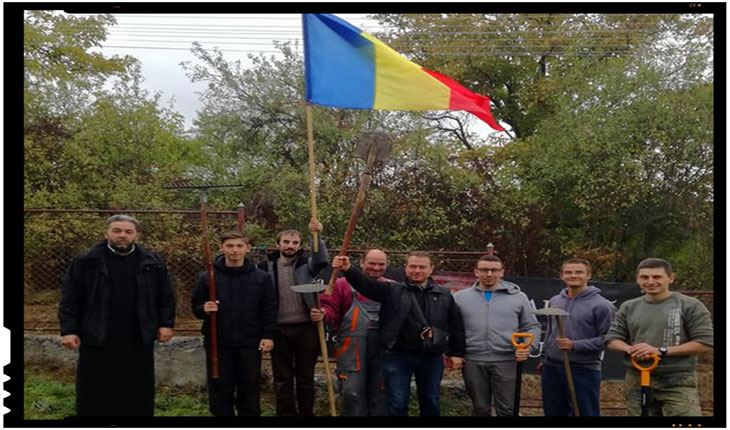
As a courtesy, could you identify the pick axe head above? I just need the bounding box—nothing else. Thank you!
[290,282,328,294]
[532,306,570,317]
[354,131,393,162]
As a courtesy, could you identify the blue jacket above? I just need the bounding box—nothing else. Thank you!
[542,286,616,370]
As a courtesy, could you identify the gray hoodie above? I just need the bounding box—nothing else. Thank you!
[542,286,616,371]
[454,280,541,362]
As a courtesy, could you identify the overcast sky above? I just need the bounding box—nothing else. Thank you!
[76,12,501,137]
[85,14,383,129]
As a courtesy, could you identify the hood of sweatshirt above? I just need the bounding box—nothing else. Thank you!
[470,279,522,294]
[559,285,603,301]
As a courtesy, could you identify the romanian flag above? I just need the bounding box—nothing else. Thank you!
[302,13,505,132]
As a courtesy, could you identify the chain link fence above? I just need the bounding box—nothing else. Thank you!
[24,209,713,335]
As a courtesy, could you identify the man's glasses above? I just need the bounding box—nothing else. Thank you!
[476,268,503,274]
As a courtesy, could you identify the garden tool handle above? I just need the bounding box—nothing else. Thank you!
[511,333,534,349]
[631,354,659,386]
[511,333,534,363]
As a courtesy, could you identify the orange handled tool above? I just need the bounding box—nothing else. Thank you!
[631,354,659,417]
[511,333,534,417]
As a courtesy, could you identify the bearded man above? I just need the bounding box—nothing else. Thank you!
[59,214,175,417]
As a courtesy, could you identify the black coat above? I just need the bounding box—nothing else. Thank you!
[192,256,277,347]
[58,242,175,346]
[343,267,466,357]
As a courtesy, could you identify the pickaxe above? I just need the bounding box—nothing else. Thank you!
[533,306,580,416]
[291,281,337,416]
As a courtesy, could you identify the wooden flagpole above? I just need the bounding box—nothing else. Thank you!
[306,104,319,252]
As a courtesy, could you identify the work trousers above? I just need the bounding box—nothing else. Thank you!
[206,345,262,417]
[271,322,320,416]
[624,369,702,416]
[381,350,444,416]
[541,363,601,416]
[337,331,386,416]
[461,359,517,416]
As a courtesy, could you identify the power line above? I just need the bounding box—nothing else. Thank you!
[94,43,641,57]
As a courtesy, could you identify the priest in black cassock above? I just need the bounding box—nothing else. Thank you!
[59,214,175,417]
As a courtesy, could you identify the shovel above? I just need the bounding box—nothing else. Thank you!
[291,281,337,416]
[631,354,659,416]
[511,333,534,416]
[324,132,393,296]
[533,306,580,416]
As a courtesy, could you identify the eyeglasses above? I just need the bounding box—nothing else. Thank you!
[476,268,503,274]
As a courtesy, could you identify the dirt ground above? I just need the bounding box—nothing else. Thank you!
[436,352,715,416]
[304,352,715,416]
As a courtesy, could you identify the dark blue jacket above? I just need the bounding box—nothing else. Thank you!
[542,286,616,370]
[192,256,276,346]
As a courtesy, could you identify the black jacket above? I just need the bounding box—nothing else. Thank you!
[58,241,175,346]
[257,235,329,311]
[192,256,277,347]
[343,266,466,357]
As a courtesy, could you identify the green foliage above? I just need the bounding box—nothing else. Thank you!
[23,12,714,289]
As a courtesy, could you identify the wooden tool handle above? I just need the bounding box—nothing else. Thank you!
[201,196,219,379]
[306,105,319,253]
[556,316,580,416]
[324,145,378,296]
[314,292,337,416]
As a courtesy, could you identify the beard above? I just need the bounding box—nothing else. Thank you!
[109,240,135,253]
[280,248,298,258]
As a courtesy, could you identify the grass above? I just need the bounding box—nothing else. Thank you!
[24,371,76,420]
[23,357,715,419]
[24,363,471,418]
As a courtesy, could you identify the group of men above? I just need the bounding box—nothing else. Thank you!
[59,214,713,418]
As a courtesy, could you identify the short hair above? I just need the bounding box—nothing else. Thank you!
[105,214,139,230]
[220,231,250,245]
[361,249,388,262]
[561,258,591,273]
[636,258,673,275]
[477,255,502,267]
[276,229,302,244]
[406,251,435,266]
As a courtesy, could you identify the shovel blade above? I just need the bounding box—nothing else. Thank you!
[354,132,393,162]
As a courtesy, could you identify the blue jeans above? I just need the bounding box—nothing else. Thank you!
[541,363,601,416]
[381,351,444,416]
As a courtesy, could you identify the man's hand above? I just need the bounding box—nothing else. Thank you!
[556,337,574,351]
[310,307,325,323]
[309,219,323,234]
[259,339,274,353]
[203,300,219,314]
[515,348,530,362]
[61,334,80,349]
[157,327,173,343]
[332,256,351,271]
[448,356,465,370]
[628,342,660,360]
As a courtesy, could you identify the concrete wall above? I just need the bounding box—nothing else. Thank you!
[24,334,208,388]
